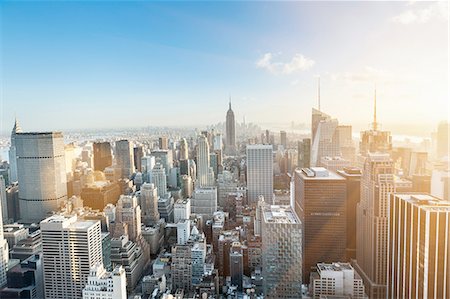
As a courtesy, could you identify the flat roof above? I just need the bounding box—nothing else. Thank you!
[263,205,300,224]
[394,193,450,212]
[296,168,345,180]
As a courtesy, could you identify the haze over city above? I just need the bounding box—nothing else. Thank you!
[1,1,448,134]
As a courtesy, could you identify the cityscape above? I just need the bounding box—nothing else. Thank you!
[0,1,449,299]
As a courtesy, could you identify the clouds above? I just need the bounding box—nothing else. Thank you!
[256,52,315,75]
[392,1,448,24]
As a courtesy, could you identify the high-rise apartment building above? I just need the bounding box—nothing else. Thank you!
[115,140,135,179]
[388,193,450,299]
[246,144,273,204]
[261,204,302,299]
[225,100,236,155]
[294,167,347,283]
[82,264,127,299]
[16,132,67,223]
[93,142,112,172]
[8,118,22,183]
[354,153,394,299]
[41,215,102,299]
[196,135,215,187]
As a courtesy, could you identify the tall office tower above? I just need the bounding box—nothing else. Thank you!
[82,264,127,299]
[311,108,340,166]
[229,242,244,291]
[176,219,191,245]
[158,137,169,150]
[115,140,135,179]
[133,146,144,172]
[388,193,450,299]
[297,138,311,168]
[93,142,113,172]
[246,144,273,204]
[279,131,287,149]
[151,163,167,198]
[151,150,173,174]
[192,187,217,219]
[359,89,392,157]
[171,244,193,291]
[294,167,347,283]
[41,215,102,299]
[0,178,8,287]
[196,135,214,187]
[261,204,302,299]
[179,138,189,160]
[8,118,22,183]
[408,151,428,177]
[15,132,67,223]
[354,153,394,299]
[310,262,366,299]
[337,167,362,261]
[115,195,142,242]
[181,175,193,198]
[437,121,450,159]
[158,196,174,223]
[140,183,160,226]
[213,134,223,151]
[0,176,7,222]
[174,198,191,223]
[225,100,236,155]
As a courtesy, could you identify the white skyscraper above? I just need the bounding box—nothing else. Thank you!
[8,118,22,183]
[15,132,67,223]
[41,215,102,299]
[311,108,340,167]
[246,144,273,203]
[354,153,395,299]
[196,135,214,187]
[0,178,8,287]
[151,163,167,198]
[82,264,127,299]
[140,183,160,226]
[115,140,135,179]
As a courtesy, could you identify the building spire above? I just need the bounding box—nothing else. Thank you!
[372,85,378,131]
[229,96,231,110]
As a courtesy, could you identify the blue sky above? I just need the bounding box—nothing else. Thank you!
[1,1,448,133]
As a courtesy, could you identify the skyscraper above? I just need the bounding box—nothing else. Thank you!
[359,89,392,157]
[354,153,395,299]
[8,118,22,183]
[41,215,102,299]
[246,144,273,204]
[151,163,167,198]
[140,183,160,226]
[179,138,189,160]
[297,138,311,168]
[225,100,236,155]
[311,108,340,166]
[294,167,347,283]
[388,193,450,299]
[261,204,302,299]
[196,135,214,187]
[15,132,67,223]
[158,137,169,150]
[0,178,8,287]
[93,142,113,172]
[115,140,135,179]
[114,195,142,242]
[436,121,450,159]
[280,130,287,149]
[82,264,127,299]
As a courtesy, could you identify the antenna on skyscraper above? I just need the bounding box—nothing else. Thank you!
[229,94,232,110]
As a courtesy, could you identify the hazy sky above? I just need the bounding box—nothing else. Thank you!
[1,1,448,133]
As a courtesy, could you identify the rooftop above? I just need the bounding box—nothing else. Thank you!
[263,205,300,224]
[394,193,450,212]
[297,167,345,180]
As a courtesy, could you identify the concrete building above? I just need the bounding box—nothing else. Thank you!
[174,198,191,223]
[115,140,135,179]
[354,153,394,299]
[81,180,120,210]
[310,262,366,299]
[246,144,273,204]
[93,142,112,172]
[82,264,127,299]
[114,195,141,242]
[225,101,236,155]
[15,132,67,223]
[158,195,174,223]
[261,204,302,299]
[229,242,244,291]
[196,135,215,187]
[41,215,102,299]
[140,183,160,226]
[192,187,217,220]
[181,174,193,198]
[294,167,347,283]
[8,118,22,183]
[179,138,189,160]
[151,163,168,198]
[297,138,311,169]
[388,193,450,299]
[320,156,351,172]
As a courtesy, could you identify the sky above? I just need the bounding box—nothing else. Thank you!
[0,1,448,134]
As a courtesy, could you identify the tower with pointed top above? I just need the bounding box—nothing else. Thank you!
[359,88,392,157]
[225,99,236,156]
[8,118,22,183]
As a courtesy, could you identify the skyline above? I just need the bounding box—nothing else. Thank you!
[1,1,448,133]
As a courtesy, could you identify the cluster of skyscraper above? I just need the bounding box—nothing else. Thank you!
[0,94,448,299]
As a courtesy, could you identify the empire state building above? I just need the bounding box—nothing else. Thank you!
[225,100,236,155]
